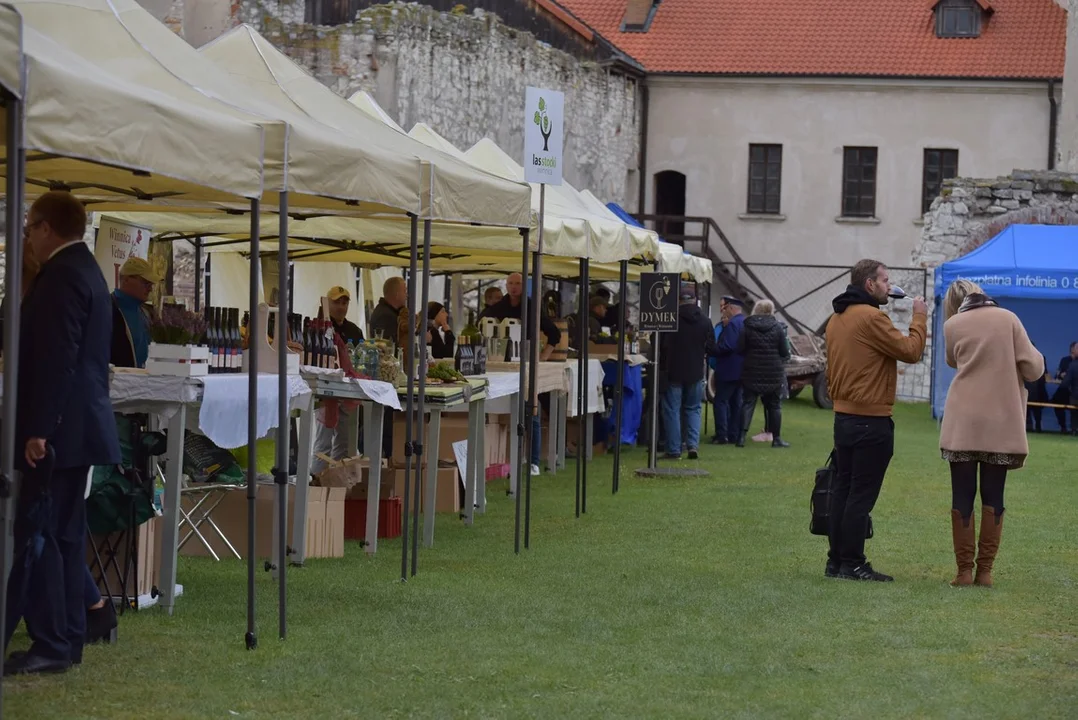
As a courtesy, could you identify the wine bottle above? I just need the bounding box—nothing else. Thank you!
[462,310,479,342]
[204,306,216,373]
[215,307,227,373]
[230,308,241,373]
[240,310,250,348]
[302,317,312,367]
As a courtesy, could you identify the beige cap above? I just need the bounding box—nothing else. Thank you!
[118,256,162,283]
[327,285,351,301]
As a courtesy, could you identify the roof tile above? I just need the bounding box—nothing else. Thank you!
[556,0,1066,78]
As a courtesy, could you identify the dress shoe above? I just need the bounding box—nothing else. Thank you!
[4,653,71,676]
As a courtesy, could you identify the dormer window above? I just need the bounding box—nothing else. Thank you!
[934,0,991,39]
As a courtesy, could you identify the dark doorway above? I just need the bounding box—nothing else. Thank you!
[654,170,686,241]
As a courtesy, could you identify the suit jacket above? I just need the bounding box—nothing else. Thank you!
[17,243,120,470]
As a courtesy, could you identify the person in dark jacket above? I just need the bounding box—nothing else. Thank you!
[327,285,363,345]
[735,299,791,448]
[1050,342,1078,433]
[709,296,745,445]
[1066,355,1078,433]
[426,301,456,360]
[1025,345,1049,433]
[5,192,121,675]
[659,284,714,459]
[369,276,406,346]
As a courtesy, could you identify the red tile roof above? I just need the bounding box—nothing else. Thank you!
[555,0,1066,78]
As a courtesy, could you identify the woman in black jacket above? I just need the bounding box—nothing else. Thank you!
[736,299,791,448]
[426,302,456,360]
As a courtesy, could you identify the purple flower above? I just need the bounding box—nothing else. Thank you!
[150,304,208,346]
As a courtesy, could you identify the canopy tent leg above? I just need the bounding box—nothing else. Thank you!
[613,260,628,494]
[412,220,433,571]
[575,259,585,518]
[245,198,260,650]
[525,185,546,550]
[514,228,530,555]
[193,237,203,312]
[275,194,290,640]
[581,258,590,514]
[400,215,419,582]
[1,75,27,709]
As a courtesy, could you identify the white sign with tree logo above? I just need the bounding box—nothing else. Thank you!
[523,87,564,186]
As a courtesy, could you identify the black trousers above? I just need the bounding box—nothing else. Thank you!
[828,414,894,567]
[5,465,89,663]
[1050,385,1076,431]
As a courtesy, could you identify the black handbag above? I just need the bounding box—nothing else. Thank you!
[811,451,873,539]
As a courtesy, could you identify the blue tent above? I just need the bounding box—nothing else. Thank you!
[606,202,647,231]
[931,224,1078,422]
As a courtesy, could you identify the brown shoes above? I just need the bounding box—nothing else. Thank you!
[974,506,1004,588]
[950,509,975,587]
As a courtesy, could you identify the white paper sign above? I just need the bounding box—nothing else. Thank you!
[95,216,151,291]
[453,440,469,494]
[523,86,564,186]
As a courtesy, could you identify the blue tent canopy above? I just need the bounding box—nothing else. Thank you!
[933,224,1078,300]
[931,224,1078,421]
[606,202,647,231]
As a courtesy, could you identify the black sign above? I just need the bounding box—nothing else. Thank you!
[639,273,681,332]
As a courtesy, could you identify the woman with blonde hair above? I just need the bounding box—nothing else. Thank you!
[940,279,1043,587]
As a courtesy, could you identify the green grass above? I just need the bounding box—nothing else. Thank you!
[6,400,1078,718]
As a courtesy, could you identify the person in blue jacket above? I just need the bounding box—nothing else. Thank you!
[709,296,745,444]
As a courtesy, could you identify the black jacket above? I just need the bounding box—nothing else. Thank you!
[430,327,455,360]
[331,317,364,346]
[479,295,562,347]
[110,298,138,369]
[369,298,401,346]
[661,302,714,384]
[18,243,120,470]
[737,314,791,394]
[1066,358,1078,399]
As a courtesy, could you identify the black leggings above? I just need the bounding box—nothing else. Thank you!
[949,461,1007,519]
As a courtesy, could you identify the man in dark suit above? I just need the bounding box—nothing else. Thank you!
[4,191,121,675]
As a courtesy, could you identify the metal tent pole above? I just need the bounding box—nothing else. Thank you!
[649,331,661,470]
[412,219,432,575]
[244,198,260,650]
[513,228,530,554]
[1,69,27,705]
[581,258,590,513]
[275,193,290,640]
[193,237,203,312]
[575,259,585,518]
[400,215,419,581]
[525,185,545,550]
[612,260,628,494]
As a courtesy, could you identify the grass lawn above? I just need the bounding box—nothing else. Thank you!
[6,400,1078,718]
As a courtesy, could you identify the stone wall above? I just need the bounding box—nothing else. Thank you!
[235,1,643,207]
[909,168,1078,402]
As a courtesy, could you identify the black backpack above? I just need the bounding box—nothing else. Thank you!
[811,451,873,539]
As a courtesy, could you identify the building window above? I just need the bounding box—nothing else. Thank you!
[747,144,782,214]
[305,0,359,26]
[922,149,959,214]
[936,0,982,38]
[842,147,878,218]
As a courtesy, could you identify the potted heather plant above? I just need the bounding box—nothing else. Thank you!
[146,303,211,376]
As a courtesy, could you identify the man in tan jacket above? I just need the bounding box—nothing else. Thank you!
[824,259,927,582]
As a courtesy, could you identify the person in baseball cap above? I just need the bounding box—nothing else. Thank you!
[326,285,363,345]
[111,256,162,368]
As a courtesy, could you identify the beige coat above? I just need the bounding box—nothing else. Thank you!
[941,305,1043,458]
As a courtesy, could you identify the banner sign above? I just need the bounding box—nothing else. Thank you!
[95,216,151,291]
[523,86,564,186]
[948,271,1078,294]
[639,273,681,332]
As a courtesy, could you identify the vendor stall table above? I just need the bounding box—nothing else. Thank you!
[294,368,401,558]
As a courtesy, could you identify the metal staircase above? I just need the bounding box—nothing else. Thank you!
[632,214,811,335]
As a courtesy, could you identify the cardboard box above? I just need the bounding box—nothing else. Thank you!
[87,516,161,601]
[392,413,470,466]
[324,487,346,558]
[393,468,461,513]
[485,422,509,467]
[344,497,403,540]
[179,484,335,560]
[588,340,627,358]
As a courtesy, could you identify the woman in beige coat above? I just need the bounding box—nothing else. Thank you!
[941,280,1043,588]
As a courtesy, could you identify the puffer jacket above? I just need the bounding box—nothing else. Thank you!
[737,314,790,394]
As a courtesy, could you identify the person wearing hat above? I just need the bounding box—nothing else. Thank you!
[709,296,746,445]
[659,283,714,460]
[326,285,363,346]
[110,256,161,369]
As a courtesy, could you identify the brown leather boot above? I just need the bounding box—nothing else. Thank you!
[975,506,1004,588]
[950,509,975,587]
